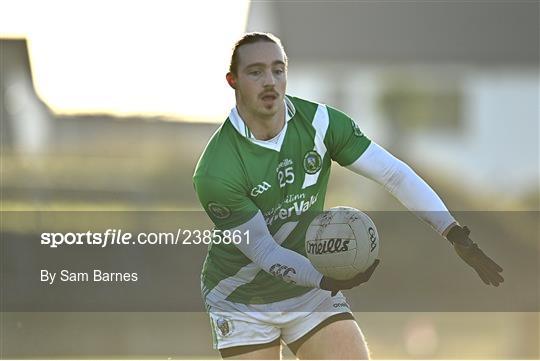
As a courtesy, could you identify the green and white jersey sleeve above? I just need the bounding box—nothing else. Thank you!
[325,105,371,166]
[193,175,259,230]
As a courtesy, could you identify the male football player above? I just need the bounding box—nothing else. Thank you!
[193,32,503,359]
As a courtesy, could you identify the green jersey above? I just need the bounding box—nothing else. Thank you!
[193,95,371,304]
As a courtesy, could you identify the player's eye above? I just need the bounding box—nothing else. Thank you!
[249,70,261,76]
[273,68,284,75]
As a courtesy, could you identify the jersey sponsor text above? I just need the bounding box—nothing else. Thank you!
[264,193,319,226]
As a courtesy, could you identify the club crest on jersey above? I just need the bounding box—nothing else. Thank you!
[351,119,363,137]
[215,317,232,337]
[303,150,322,174]
[207,202,231,219]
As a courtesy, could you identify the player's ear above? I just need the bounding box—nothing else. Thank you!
[226,72,237,89]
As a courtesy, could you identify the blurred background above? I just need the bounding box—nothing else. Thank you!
[1,0,538,359]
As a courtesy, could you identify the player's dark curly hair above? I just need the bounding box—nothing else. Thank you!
[229,32,287,75]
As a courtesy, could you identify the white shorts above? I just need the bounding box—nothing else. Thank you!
[205,288,353,350]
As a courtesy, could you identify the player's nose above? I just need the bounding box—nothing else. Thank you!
[262,70,276,86]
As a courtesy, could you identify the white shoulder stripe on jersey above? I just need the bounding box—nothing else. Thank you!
[302,104,329,189]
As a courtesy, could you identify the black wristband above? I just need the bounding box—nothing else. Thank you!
[446,225,473,247]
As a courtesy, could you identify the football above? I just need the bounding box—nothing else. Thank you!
[305,206,379,280]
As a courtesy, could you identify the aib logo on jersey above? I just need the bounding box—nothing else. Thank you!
[303,150,322,174]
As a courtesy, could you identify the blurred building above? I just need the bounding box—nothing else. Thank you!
[247,1,539,206]
[0,38,217,205]
[1,3,538,207]
[1,39,52,154]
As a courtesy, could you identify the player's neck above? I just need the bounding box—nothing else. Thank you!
[237,104,286,141]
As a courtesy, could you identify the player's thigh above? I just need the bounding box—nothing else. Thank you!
[295,319,370,360]
[220,341,281,360]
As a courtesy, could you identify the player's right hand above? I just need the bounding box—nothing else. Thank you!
[320,259,380,296]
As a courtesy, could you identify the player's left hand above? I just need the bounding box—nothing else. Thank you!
[447,225,504,286]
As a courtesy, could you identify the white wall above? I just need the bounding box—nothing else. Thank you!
[288,64,539,207]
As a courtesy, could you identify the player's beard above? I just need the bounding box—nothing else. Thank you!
[258,91,281,114]
[236,89,282,121]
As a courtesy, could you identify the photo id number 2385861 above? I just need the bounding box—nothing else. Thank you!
[182,229,250,245]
